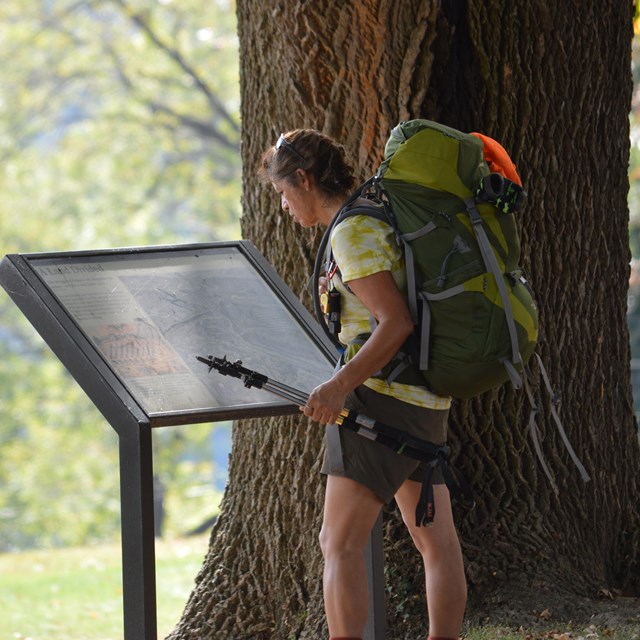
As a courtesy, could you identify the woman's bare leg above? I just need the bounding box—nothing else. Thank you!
[320,475,384,638]
[395,480,466,638]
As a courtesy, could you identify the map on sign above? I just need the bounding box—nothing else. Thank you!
[28,244,337,419]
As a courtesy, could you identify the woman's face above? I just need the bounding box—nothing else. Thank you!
[272,174,320,228]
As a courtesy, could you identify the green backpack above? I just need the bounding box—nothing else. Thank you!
[315,119,539,400]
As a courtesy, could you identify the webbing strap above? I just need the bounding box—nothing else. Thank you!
[415,286,465,371]
[323,223,334,277]
[534,354,591,483]
[400,221,438,328]
[326,422,344,473]
[326,359,346,473]
[522,374,559,493]
[416,463,436,525]
[501,358,524,391]
[422,284,466,301]
[415,455,470,527]
[401,220,437,242]
[403,240,419,323]
[464,197,522,373]
[419,297,430,370]
[384,351,413,386]
[522,355,591,490]
[337,409,473,526]
[338,409,447,459]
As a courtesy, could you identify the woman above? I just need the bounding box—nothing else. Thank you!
[259,129,466,640]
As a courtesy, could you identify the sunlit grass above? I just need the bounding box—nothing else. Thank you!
[0,534,209,640]
[464,625,640,640]
[1,536,638,640]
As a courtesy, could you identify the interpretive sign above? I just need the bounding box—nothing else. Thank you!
[0,241,384,640]
[0,241,339,640]
[0,242,337,426]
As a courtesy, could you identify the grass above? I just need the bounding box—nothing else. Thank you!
[464,625,639,640]
[0,534,209,640]
[462,608,640,640]
[1,537,638,640]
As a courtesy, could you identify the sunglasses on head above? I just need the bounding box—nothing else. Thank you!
[276,133,305,162]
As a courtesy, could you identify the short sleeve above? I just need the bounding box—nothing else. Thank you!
[330,215,399,282]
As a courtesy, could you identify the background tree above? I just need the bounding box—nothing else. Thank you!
[0,0,240,549]
[169,2,640,639]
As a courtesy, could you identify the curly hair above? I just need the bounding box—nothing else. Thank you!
[259,129,356,197]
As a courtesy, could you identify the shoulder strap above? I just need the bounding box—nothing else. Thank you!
[334,200,391,226]
[323,197,391,268]
[312,180,393,345]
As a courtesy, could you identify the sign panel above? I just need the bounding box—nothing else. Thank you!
[2,242,337,425]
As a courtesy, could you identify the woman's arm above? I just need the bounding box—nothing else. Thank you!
[301,270,414,425]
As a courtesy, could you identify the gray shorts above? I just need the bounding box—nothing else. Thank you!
[321,385,449,504]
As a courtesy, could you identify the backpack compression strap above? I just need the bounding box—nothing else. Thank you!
[463,196,524,389]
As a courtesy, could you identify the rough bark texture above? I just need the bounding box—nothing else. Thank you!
[168,2,640,638]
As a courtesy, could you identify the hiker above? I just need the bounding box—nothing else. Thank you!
[259,129,466,640]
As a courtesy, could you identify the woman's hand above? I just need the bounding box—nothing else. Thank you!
[300,377,348,426]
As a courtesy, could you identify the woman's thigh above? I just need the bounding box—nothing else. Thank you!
[321,475,383,553]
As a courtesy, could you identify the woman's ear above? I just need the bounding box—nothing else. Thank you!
[296,168,312,192]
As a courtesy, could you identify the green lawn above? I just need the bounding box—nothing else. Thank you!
[1,537,638,640]
[0,535,209,640]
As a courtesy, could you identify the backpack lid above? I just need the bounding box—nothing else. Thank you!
[470,132,522,186]
[377,120,487,199]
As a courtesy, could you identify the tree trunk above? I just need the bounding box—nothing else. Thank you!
[169,2,640,638]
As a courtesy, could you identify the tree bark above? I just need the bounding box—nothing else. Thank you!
[169,2,640,638]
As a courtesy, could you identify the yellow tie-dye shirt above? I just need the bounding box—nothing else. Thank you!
[330,214,451,410]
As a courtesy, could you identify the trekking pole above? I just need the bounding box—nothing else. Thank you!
[195,354,309,406]
[196,354,373,433]
[195,354,452,462]
[196,354,472,524]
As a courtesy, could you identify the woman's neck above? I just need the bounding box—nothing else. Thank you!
[318,192,349,226]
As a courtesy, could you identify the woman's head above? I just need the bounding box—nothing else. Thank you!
[259,129,356,198]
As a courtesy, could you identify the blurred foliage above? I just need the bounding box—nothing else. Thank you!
[630,33,640,257]
[0,0,240,550]
[628,33,640,377]
[617,27,640,424]
[0,0,241,251]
